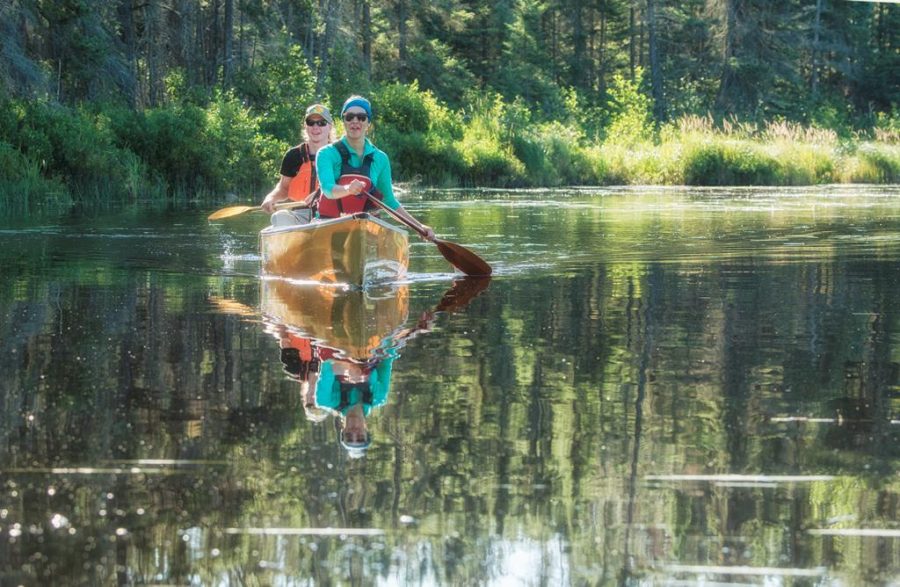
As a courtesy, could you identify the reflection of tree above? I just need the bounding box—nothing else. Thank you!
[1,236,899,582]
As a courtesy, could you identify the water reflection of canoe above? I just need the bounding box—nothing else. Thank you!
[259,212,409,288]
[260,279,409,359]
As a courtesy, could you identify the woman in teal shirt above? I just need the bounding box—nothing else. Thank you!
[315,348,397,459]
[315,95,435,241]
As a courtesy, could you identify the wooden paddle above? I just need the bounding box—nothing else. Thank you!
[365,194,492,277]
[208,200,309,221]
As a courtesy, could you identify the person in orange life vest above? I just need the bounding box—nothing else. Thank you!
[260,103,336,227]
[276,326,333,423]
[314,95,436,241]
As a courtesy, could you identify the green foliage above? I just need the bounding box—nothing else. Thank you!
[405,39,478,109]
[2,99,141,198]
[456,93,526,186]
[373,81,431,133]
[682,141,780,186]
[204,91,283,193]
[371,82,466,184]
[513,121,604,186]
[845,144,900,183]
[0,141,67,211]
[604,70,655,146]
[107,104,215,192]
[234,45,319,143]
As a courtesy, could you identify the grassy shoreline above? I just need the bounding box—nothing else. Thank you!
[1,86,897,214]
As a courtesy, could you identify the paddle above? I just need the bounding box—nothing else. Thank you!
[208,200,309,221]
[365,194,492,277]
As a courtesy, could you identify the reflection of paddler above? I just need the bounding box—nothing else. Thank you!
[277,329,330,422]
[315,347,398,459]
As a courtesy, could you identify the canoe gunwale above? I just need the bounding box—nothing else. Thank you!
[259,212,407,238]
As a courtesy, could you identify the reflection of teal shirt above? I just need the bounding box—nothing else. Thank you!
[315,137,400,208]
[315,357,394,416]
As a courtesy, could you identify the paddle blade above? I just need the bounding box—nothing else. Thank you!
[435,239,492,277]
[208,205,258,220]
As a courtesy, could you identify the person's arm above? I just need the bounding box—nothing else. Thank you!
[373,154,398,207]
[260,175,292,212]
[261,148,301,211]
[369,357,394,406]
[373,152,435,240]
[316,145,344,199]
[390,205,435,241]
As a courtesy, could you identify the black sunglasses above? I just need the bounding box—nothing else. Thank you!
[306,118,329,127]
[342,113,369,122]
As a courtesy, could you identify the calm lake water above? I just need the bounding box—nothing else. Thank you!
[0,186,898,585]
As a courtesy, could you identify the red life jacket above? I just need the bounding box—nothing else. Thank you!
[317,141,385,219]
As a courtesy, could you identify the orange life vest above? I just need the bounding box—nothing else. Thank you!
[287,143,318,202]
[317,142,385,218]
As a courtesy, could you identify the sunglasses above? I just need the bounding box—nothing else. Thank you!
[342,113,369,123]
[306,118,329,127]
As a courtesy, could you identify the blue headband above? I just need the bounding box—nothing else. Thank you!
[341,96,373,120]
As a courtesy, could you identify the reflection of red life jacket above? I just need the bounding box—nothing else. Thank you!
[317,142,385,219]
[287,334,314,361]
[287,143,318,202]
[281,333,319,379]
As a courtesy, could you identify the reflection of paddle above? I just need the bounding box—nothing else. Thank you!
[395,276,491,341]
[209,296,259,317]
[433,276,492,313]
[365,194,492,277]
[208,200,309,221]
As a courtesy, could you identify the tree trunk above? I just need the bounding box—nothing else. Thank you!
[571,0,587,90]
[811,0,823,97]
[629,4,636,79]
[117,0,137,106]
[316,0,341,96]
[209,0,219,86]
[223,0,234,87]
[397,0,408,81]
[598,0,607,92]
[146,0,163,105]
[362,0,372,76]
[716,0,739,113]
[646,0,664,121]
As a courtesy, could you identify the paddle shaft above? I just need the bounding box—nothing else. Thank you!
[363,194,431,239]
[364,193,492,276]
[208,200,309,221]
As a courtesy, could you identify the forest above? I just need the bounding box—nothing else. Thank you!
[0,0,898,208]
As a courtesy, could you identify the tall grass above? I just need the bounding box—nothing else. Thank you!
[600,114,894,186]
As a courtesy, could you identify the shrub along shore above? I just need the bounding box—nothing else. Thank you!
[1,79,898,213]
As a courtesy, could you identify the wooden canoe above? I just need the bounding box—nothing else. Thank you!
[260,279,409,360]
[259,212,409,288]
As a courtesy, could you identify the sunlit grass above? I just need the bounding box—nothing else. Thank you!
[596,115,897,187]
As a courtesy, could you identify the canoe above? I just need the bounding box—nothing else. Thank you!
[260,279,409,360]
[259,212,409,288]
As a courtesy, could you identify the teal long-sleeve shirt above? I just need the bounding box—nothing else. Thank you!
[315,137,400,209]
[315,357,394,417]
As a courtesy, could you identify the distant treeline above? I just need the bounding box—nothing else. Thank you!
[0,0,898,208]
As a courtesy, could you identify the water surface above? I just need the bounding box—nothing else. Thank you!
[0,186,898,585]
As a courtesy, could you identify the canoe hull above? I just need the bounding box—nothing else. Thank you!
[260,213,409,288]
[260,279,409,359]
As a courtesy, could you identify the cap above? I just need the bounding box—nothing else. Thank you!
[341,96,373,121]
[305,103,333,124]
[340,431,372,459]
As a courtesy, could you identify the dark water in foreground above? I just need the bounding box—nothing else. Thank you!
[0,186,898,585]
